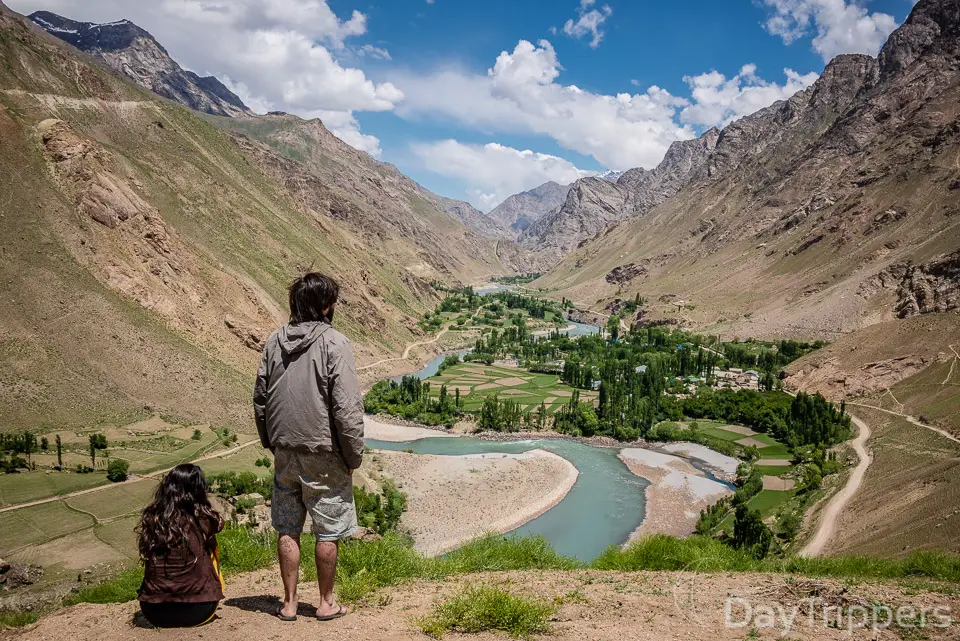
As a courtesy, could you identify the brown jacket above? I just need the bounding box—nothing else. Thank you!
[139,513,224,604]
[253,322,365,470]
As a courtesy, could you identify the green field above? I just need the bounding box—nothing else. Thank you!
[0,471,109,507]
[198,444,272,476]
[66,478,159,522]
[0,501,96,554]
[427,363,596,415]
[696,425,792,459]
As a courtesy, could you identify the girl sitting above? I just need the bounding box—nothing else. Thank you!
[136,463,225,628]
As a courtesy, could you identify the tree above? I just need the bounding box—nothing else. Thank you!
[733,504,772,559]
[801,464,822,492]
[107,459,130,483]
[55,434,63,469]
[192,429,203,441]
[40,437,49,451]
[88,433,108,467]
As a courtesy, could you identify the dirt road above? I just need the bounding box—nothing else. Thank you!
[846,401,960,445]
[798,414,872,557]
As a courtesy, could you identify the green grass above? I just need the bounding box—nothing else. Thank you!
[63,566,145,606]
[747,489,793,518]
[0,610,42,628]
[595,535,960,582]
[417,585,555,639]
[56,529,960,622]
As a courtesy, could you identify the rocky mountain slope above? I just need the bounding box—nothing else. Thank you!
[521,132,720,259]
[0,1,513,435]
[537,0,960,340]
[29,11,251,117]
[430,192,510,240]
[489,180,571,236]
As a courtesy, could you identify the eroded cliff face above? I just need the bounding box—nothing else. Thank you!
[863,251,960,318]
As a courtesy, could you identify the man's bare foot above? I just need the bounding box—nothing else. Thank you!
[316,603,349,621]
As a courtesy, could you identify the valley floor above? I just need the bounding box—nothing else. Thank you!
[8,567,958,640]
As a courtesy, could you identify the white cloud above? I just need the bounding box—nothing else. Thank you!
[680,64,820,128]
[412,140,594,210]
[395,39,696,171]
[9,0,398,154]
[395,40,816,174]
[563,0,613,48]
[358,44,392,60]
[761,0,899,62]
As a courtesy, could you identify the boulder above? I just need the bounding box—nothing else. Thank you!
[349,527,382,543]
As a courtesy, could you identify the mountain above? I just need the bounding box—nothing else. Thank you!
[597,169,625,182]
[28,11,251,117]
[429,193,510,240]
[537,0,960,340]
[518,131,719,261]
[488,181,571,236]
[0,1,513,435]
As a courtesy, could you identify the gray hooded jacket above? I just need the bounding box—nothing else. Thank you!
[253,322,364,470]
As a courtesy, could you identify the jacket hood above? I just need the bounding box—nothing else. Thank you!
[278,322,331,356]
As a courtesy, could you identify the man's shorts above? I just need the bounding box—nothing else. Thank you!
[271,448,357,541]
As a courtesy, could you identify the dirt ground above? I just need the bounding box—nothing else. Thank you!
[6,568,959,640]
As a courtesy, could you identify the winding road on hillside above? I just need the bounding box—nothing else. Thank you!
[0,439,261,515]
[358,309,483,372]
[846,401,960,445]
[799,414,872,557]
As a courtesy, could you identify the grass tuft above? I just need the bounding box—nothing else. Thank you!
[416,584,555,639]
[0,610,42,628]
[63,567,144,606]
[443,534,582,574]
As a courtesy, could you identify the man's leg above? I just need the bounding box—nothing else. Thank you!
[315,541,347,618]
[278,534,301,618]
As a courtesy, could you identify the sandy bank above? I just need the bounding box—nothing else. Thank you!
[377,449,578,556]
[620,448,732,539]
[659,442,740,478]
[364,415,458,442]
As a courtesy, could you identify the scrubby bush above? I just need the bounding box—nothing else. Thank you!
[106,459,129,483]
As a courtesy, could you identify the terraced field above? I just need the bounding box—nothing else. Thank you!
[427,363,597,414]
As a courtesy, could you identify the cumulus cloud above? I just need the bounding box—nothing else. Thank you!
[412,140,594,210]
[395,39,695,171]
[761,0,899,61]
[395,39,814,173]
[680,64,819,128]
[563,0,613,48]
[9,0,398,153]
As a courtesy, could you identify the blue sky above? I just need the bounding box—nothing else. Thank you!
[11,0,918,210]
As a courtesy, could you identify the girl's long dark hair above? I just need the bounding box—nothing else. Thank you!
[137,464,219,560]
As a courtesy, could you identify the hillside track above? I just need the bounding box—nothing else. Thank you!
[799,414,872,557]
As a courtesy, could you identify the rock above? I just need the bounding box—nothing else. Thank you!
[0,558,9,573]
[349,527,382,543]
[1,564,43,590]
[236,493,266,507]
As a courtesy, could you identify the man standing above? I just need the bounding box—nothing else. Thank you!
[253,273,364,622]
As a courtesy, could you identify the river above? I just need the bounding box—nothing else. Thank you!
[376,315,649,561]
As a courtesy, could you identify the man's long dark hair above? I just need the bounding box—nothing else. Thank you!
[137,464,219,560]
[289,272,339,324]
